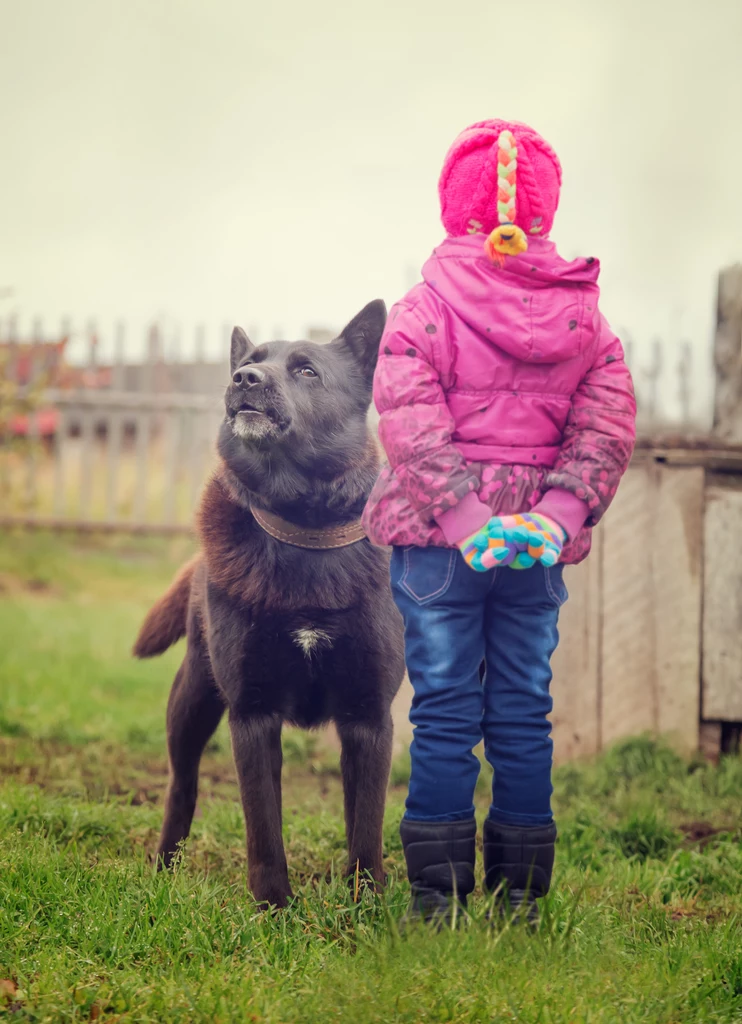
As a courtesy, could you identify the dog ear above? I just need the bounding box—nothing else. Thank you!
[230,326,254,373]
[332,300,387,384]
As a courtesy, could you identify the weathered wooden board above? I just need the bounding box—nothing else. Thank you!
[105,411,123,521]
[653,466,703,750]
[703,484,742,720]
[52,407,68,517]
[550,542,601,762]
[600,466,657,744]
[133,411,151,525]
[600,464,704,751]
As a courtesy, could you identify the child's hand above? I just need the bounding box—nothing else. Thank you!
[458,513,565,572]
[458,517,530,572]
[498,513,566,569]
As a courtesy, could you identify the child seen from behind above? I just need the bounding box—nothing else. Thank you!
[363,119,637,923]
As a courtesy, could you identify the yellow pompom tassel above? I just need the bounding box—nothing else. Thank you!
[484,223,528,265]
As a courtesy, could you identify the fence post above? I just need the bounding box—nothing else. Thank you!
[712,263,742,441]
[105,323,126,522]
[163,327,181,524]
[0,317,18,504]
[133,325,158,524]
[24,318,43,510]
[78,323,98,516]
[52,317,71,518]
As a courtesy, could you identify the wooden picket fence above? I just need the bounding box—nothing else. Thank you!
[1,389,225,534]
[0,322,226,532]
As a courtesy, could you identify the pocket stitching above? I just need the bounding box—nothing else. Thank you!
[400,547,457,604]
[543,565,566,607]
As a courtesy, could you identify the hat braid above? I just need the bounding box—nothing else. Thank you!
[484,130,528,265]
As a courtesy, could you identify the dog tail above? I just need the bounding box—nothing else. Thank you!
[133,554,200,658]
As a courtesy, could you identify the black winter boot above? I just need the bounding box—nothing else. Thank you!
[399,818,476,926]
[483,820,557,925]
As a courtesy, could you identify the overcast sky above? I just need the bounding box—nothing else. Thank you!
[2,0,741,422]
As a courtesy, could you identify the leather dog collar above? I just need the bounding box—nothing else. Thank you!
[250,504,367,550]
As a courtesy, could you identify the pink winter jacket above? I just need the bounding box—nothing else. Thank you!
[362,235,637,564]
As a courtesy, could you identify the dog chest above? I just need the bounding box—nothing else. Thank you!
[291,626,333,659]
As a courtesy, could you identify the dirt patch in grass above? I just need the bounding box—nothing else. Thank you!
[0,737,232,804]
[0,572,63,599]
[0,735,350,823]
[679,821,738,847]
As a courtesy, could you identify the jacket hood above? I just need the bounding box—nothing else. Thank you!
[421,235,601,363]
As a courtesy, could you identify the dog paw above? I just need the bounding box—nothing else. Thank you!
[252,885,294,911]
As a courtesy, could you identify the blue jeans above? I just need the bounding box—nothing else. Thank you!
[390,546,568,827]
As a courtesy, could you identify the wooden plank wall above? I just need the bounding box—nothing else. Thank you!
[703,481,742,721]
[601,467,658,745]
[550,539,602,761]
[600,464,704,752]
[653,466,704,745]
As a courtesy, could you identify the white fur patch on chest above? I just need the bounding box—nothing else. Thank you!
[292,627,333,658]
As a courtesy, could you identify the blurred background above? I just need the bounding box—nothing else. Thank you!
[1,0,741,760]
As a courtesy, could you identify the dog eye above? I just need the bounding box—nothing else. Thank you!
[297,366,317,378]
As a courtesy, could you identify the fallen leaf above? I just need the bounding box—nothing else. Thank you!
[0,979,18,1002]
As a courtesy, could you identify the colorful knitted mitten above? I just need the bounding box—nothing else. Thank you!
[500,513,566,569]
[459,514,566,572]
[458,517,513,572]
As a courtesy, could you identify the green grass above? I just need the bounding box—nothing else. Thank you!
[1,530,741,1022]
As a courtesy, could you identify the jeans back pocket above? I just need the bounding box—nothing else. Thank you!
[392,546,457,606]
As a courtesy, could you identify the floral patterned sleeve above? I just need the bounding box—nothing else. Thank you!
[373,304,481,522]
[546,316,637,525]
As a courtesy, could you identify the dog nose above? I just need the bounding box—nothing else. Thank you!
[232,366,265,386]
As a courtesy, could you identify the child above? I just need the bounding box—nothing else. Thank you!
[362,120,636,923]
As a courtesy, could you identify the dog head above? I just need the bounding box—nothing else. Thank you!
[219,299,386,478]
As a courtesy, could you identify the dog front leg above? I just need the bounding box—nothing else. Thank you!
[229,713,292,909]
[338,715,393,892]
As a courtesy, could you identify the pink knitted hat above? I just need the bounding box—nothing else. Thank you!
[438,120,562,242]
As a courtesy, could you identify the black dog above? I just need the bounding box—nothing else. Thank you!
[134,300,405,908]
